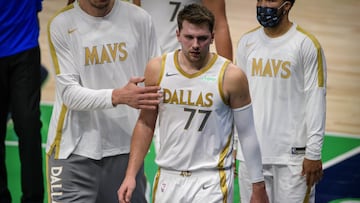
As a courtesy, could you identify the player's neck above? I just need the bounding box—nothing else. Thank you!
[264,20,293,38]
[178,51,213,74]
[78,0,115,17]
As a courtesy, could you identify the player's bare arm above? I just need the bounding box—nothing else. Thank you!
[117,57,162,203]
[202,0,233,61]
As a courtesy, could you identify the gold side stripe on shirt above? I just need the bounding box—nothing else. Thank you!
[152,169,161,203]
[297,25,325,87]
[157,54,167,86]
[47,104,68,159]
[47,4,74,75]
[218,129,233,203]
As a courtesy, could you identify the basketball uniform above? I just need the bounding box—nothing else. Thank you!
[152,50,234,203]
[46,1,159,202]
[235,23,327,203]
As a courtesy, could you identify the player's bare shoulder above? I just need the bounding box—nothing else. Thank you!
[223,63,251,107]
[144,56,163,86]
[224,63,249,91]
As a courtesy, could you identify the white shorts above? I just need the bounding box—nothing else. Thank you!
[153,168,234,203]
[238,161,315,203]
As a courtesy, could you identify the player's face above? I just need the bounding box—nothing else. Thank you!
[177,20,214,63]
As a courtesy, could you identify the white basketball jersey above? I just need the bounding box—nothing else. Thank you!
[155,50,234,171]
[46,0,159,160]
[235,24,327,165]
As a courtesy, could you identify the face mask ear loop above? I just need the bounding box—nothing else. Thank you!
[278,1,288,10]
[278,1,289,16]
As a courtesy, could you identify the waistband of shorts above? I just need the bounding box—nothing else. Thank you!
[159,167,231,177]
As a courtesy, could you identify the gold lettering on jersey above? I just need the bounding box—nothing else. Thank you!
[163,88,213,107]
[187,91,195,106]
[100,45,111,64]
[262,60,273,77]
[251,58,291,79]
[280,61,291,79]
[195,93,205,106]
[118,42,128,61]
[50,166,63,199]
[272,59,281,76]
[179,90,186,105]
[84,42,128,65]
[169,90,179,104]
[107,43,118,61]
[85,46,100,65]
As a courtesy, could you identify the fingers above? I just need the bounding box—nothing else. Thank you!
[306,172,315,186]
[116,81,162,109]
[135,90,162,110]
[138,92,162,101]
[134,86,162,110]
[130,80,162,99]
[303,168,323,186]
[118,187,132,203]
[125,189,132,203]
[313,169,323,184]
[118,189,125,203]
[140,85,162,94]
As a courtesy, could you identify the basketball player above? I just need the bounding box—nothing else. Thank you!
[133,0,233,155]
[235,0,327,202]
[118,4,269,203]
[46,0,161,202]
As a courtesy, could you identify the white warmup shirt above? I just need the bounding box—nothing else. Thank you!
[156,50,234,171]
[47,0,160,160]
[140,0,201,54]
[236,24,327,165]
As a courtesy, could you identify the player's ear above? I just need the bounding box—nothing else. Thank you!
[176,29,181,41]
[283,1,292,14]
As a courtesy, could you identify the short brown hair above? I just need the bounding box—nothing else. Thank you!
[177,4,215,33]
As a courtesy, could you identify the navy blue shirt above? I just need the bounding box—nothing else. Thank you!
[0,0,42,57]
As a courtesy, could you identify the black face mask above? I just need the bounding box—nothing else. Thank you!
[256,1,288,28]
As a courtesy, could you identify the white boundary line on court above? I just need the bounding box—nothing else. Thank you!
[325,131,360,139]
[323,146,360,169]
[41,101,54,105]
[323,131,360,169]
[323,132,360,169]
[5,141,47,148]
